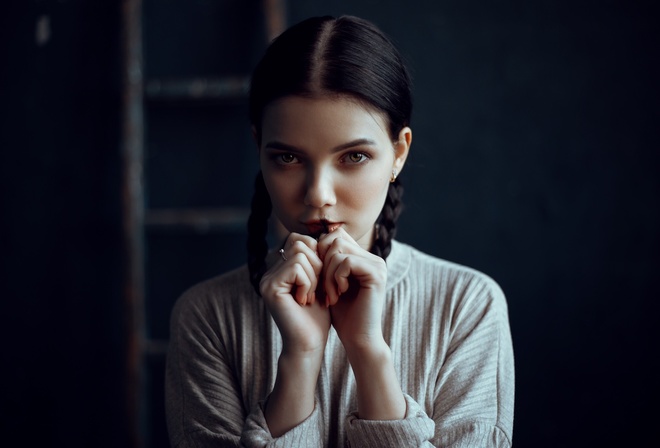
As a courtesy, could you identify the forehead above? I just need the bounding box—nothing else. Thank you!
[261,96,391,144]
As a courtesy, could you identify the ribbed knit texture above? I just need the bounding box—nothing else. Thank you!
[166,240,514,447]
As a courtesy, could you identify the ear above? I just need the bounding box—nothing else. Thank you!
[392,126,412,174]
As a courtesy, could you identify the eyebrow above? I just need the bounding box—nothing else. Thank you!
[263,138,377,153]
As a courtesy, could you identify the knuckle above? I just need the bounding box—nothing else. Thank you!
[312,260,323,275]
[338,257,352,274]
[293,263,312,284]
[331,237,344,248]
[291,261,304,274]
[301,234,317,246]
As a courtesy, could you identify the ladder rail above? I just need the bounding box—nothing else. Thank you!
[121,1,288,446]
[120,0,146,447]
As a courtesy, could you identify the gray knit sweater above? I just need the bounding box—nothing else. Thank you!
[166,240,514,447]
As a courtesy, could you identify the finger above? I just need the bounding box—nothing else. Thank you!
[282,238,323,301]
[321,236,356,305]
[289,261,314,306]
[285,233,319,254]
[288,239,322,276]
[263,243,320,306]
[323,239,387,304]
[317,227,358,260]
[280,235,323,304]
[334,258,352,296]
[288,252,320,304]
[323,252,348,307]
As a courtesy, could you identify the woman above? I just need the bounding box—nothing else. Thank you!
[166,15,514,447]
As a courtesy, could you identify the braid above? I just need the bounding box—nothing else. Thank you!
[371,178,404,260]
[247,171,272,295]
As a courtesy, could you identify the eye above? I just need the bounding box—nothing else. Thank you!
[277,153,298,164]
[345,152,369,164]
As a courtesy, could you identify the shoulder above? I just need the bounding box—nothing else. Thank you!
[170,264,262,330]
[389,240,508,314]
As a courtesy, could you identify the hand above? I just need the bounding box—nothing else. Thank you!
[260,233,332,436]
[317,228,388,354]
[317,228,405,420]
[260,233,331,357]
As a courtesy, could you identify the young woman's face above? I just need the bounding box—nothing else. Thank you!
[259,96,410,249]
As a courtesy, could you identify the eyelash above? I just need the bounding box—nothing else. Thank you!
[272,152,371,166]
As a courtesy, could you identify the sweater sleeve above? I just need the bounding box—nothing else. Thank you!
[165,288,325,447]
[430,274,515,447]
[344,268,514,447]
[345,394,435,447]
[241,400,325,447]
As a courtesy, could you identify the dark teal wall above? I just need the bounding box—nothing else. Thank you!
[2,1,658,447]
[1,1,126,447]
[296,2,659,446]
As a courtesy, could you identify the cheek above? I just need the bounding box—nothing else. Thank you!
[342,169,390,212]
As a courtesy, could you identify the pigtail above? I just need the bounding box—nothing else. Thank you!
[247,171,272,295]
[371,178,404,260]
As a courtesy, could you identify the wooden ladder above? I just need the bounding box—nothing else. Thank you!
[119,1,287,446]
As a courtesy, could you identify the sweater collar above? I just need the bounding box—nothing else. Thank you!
[385,240,410,290]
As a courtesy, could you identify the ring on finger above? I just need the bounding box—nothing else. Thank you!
[278,248,287,261]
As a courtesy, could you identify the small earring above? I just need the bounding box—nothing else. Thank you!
[390,169,398,183]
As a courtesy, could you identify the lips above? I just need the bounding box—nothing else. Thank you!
[304,220,342,237]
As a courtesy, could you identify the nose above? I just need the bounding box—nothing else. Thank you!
[304,167,336,208]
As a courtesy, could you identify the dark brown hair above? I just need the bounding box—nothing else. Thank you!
[247,16,412,294]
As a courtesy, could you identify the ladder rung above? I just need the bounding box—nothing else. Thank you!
[145,77,250,101]
[145,207,249,231]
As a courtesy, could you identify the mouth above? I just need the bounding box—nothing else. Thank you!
[304,219,342,238]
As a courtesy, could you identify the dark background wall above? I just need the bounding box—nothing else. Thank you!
[2,1,658,447]
[2,1,127,447]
